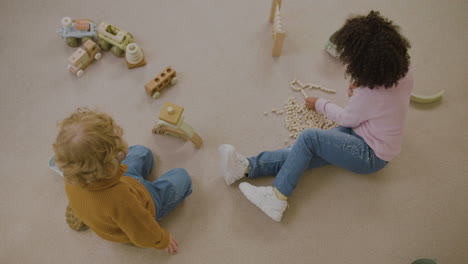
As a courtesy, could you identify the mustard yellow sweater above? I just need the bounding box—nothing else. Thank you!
[65,164,170,250]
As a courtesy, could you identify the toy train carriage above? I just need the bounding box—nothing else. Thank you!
[67,40,102,77]
[57,17,96,47]
[96,22,134,57]
[145,66,178,99]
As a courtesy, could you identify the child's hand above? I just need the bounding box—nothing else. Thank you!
[165,235,179,254]
[348,83,357,97]
[305,97,319,111]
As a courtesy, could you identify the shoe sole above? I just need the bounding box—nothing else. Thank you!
[218,145,236,185]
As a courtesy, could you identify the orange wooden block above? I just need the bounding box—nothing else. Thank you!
[75,19,90,31]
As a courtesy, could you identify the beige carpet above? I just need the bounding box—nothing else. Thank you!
[1,0,467,263]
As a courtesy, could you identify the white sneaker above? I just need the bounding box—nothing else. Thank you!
[239,182,288,222]
[218,144,249,185]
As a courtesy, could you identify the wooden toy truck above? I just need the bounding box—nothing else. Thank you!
[67,39,102,77]
[145,66,178,99]
[152,102,203,148]
[57,17,97,47]
[96,22,134,57]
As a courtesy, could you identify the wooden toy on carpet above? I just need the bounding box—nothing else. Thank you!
[96,22,134,57]
[66,203,88,231]
[145,66,178,99]
[57,17,97,47]
[125,43,146,69]
[269,0,286,57]
[67,39,102,77]
[153,102,203,148]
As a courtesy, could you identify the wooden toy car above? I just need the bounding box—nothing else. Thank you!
[96,22,134,57]
[152,102,203,148]
[145,66,178,99]
[57,17,97,47]
[67,40,102,77]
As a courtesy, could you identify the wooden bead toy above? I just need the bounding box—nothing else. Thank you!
[152,102,203,148]
[145,66,177,99]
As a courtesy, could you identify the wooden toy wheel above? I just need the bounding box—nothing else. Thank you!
[82,36,92,44]
[111,46,124,57]
[97,39,111,51]
[65,204,88,231]
[66,37,79,47]
[171,77,178,85]
[152,92,161,99]
[95,53,102,60]
[76,70,84,77]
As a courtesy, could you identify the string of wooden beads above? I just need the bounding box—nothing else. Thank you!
[290,79,336,97]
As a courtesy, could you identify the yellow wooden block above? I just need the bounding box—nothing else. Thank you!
[159,102,184,125]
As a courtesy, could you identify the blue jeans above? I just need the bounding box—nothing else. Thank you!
[122,145,192,220]
[247,127,388,196]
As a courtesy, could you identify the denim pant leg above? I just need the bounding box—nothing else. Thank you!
[247,127,353,178]
[122,145,154,180]
[143,168,193,220]
[273,127,388,196]
[247,146,329,179]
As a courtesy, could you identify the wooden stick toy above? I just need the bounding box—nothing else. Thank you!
[152,102,203,148]
[270,1,286,57]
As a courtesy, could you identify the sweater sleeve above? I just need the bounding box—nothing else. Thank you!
[315,90,369,128]
[113,194,171,250]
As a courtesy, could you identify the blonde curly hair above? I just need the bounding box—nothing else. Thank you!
[53,108,128,187]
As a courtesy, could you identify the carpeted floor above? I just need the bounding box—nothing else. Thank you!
[1,0,467,263]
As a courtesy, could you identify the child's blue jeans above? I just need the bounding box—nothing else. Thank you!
[247,127,388,196]
[122,145,192,220]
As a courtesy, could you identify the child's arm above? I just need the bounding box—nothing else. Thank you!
[114,195,172,251]
[311,89,369,128]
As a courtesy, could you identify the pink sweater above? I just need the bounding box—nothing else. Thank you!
[315,69,414,161]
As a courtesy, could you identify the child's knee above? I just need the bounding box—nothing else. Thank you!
[298,129,320,141]
[128,145,153,159]
[172,168,192,185]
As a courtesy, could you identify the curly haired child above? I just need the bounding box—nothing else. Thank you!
[53,108,192,253]
[218,11,413,222]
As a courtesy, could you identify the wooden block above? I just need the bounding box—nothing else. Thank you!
[68,48,86,65]
[75,19,90,31]
[272,32,286,57]
[159,102,184,125]
[144,66,176,96]
[82,39,97,53]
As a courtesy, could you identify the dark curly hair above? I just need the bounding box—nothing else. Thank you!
[333,11,411,89]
